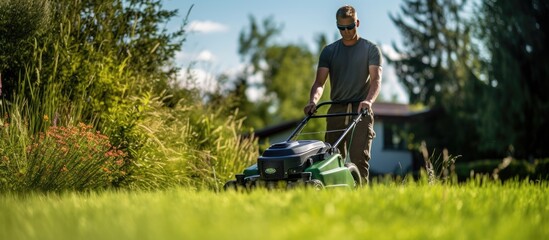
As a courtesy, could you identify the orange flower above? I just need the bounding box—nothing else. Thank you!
[115,159,124,166]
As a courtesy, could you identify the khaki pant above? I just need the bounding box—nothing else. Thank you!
[325,103,375,182]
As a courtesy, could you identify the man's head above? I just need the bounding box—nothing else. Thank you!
[336,5,360,41]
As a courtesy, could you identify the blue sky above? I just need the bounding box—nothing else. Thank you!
[162,0,408,103]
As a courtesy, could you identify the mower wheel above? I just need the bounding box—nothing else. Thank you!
[345,163,362,188]
[245,180,257,191]
[305,179,324,190]
[286,181,299,190]
[223,180,239,191]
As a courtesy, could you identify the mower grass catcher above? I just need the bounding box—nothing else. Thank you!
[224,101,368,191]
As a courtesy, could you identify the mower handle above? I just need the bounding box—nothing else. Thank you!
[308,101,371,118]
[287,101,371,142]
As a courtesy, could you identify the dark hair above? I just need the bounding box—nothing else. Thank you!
[336,5,357,20]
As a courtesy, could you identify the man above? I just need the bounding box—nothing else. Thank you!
[303,5,382,183]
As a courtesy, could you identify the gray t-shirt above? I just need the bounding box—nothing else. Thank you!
[318,38,382,102]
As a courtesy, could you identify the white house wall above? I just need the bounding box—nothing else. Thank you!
[369,121,413,174]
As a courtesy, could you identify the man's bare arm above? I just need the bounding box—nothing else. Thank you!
[304,67,329,115]
[359,65,382,112]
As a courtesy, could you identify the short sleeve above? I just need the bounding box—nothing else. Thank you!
[318,46,332,69]
[369,45,383,66]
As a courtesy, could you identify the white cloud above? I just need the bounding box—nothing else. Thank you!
[187,20,228,33]
[173,50,217,67]
[177,68,217,93]
[196,50,216,62]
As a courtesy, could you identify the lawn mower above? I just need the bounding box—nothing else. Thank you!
[224,101,368,190]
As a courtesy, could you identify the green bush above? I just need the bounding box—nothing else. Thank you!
[1,93,259,192]
[533,158,549,180]
[0,0,260,193]
[455,158,549,181]
[0,0,52,100]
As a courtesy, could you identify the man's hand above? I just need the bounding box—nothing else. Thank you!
[358,100,372,115]
[304,102,317,115]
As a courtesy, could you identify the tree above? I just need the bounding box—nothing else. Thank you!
[229,16,325,130]
[389,0,485,160]
[51,0,190,105]
[476,0,549,158]
[0,0,191,127]
[389,0,476,107]
[0,0,51,99]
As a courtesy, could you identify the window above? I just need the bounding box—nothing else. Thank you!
[383,123,407,150]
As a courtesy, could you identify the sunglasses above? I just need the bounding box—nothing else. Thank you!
[337,22,356,31]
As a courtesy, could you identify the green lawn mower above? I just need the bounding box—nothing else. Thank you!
[224,101,368,190]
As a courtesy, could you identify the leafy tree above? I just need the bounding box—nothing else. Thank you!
[476,0,549,158]
[0,0,51,99]
[229,16,325,130]
[389,0,476,107]
[389,0,485,160]
[0,0,190,111]
[263,44,317,121]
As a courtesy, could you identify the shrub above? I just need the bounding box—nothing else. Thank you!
[20,123,126,192]
[0,0,52,100]
[455,158,549,182]
[119,97,259,191]
[533,158,549,180]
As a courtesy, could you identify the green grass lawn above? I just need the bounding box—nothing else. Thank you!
[1,180,547,240]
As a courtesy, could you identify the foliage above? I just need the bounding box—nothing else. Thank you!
[389,0,489,161]
[0,0,191,124]
[0,73,83,191]
[210,16,330,145]
[1,180,548,240]
[0,113,126,192]
[263,45,317,120]
[235,17,327,127]
[116,96,258,191]
[22,123,125,192]
[238,16,283,75]
[0,90,258,192]
[389,0,482,106]
[390,0,549,160]
[455,158,549,182]
[475,0,549,158]
[0,0,51,98]
[418,141,460,184]
[0,0,259,192]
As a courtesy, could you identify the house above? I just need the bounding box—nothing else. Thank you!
[253,102,432,175]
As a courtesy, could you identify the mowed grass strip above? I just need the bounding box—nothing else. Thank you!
[1,180,547,240]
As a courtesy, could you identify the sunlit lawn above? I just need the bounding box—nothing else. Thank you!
[1,180,547,240]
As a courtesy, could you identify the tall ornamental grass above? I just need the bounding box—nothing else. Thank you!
[0,0,260,192]
[117,96,258,191]
[22,123,126,191]
[0,92,259,192]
